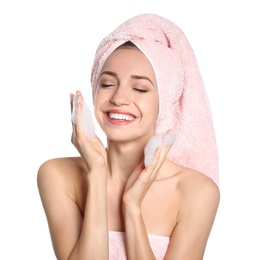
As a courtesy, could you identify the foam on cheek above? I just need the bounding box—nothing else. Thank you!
[71,94,95,140]
[144,132,175,168]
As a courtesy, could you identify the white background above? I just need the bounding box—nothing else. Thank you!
[1,0,273,259]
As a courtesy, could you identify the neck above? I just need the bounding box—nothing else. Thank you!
[106,135,151,181]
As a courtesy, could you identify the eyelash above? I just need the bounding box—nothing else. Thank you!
[133,88,148,93]
[100,84,148,93]
[100,84,112,88]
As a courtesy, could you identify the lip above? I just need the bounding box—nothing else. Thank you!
[104,109,137,126]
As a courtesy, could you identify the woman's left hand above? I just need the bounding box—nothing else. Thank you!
[122,140,172,209]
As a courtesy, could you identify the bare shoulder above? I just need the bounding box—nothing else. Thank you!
[161,160,220,199]
[162,162,220,258]
[38,157,86,181]
[179,166,219,199]
[37,156,87,200]
[173,164,220,209]
[160,160,220,216]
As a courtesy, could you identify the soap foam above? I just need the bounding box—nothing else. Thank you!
[144,132,175,168]
[71,94,95,140]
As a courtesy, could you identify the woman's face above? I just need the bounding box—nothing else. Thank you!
[94,45,159,142]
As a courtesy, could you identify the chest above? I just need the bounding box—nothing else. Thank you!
[107,182,179,236]
[76,175,179,236]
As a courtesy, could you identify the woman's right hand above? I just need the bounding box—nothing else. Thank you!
[70,90,107,172]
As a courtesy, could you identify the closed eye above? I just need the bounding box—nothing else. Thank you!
[100,84,113,88]
[133,88,148,93]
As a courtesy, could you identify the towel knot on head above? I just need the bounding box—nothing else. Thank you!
[110,16,177,49]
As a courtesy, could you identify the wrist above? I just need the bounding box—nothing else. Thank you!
[122,201,142,217]
[86,169,108,184]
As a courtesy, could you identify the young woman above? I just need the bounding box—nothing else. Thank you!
[37,13,220,260]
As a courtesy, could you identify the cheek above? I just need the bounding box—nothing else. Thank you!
[93,97,103,122]
[149,94,159,118]
[94,89,107,109]
[139,96,159,121]
[152,103,159,122]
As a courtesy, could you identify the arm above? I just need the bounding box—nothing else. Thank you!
[70,91,109,259]
[37,158,85,259]
[74,158,108,260]
[37,156,108,260]
[164,176,220,260]
[122,163,156,260]
[37,91,109,259]
[122,140,173,259]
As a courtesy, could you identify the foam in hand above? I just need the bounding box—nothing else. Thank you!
[71,94,95,140]
[144,132,175,168]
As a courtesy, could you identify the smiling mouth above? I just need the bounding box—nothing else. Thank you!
[107,112,135,121]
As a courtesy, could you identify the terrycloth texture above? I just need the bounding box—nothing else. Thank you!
[90,13,219,184]
[109,231,169,259]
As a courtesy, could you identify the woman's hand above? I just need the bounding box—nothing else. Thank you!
[122,133,173,209]
[70,90,107,172]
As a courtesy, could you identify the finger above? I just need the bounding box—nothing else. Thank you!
[145,143,172,180]
[146,147,161,171]
[70,93,77,144]
[76,95,84,126]
[71,92,83,145]
[71,91,96,141]
[71,92,78,125]
[70,93,74,114]
[163,129,176,146]
[125,161,144,190]
[72,94,87,140]
[144,130,175,168]
[144,134,162,168]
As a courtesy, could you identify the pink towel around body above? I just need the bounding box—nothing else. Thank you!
[90,13,219,184]
[109,231,169,260]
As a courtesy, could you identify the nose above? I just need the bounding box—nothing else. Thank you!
[110,86,131,106]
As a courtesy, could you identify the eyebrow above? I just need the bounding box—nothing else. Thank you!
[100,71,155,86]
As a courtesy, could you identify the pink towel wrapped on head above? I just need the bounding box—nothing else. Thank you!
[90,13,219,184]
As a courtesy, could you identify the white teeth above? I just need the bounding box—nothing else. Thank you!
[108,113,134,121]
